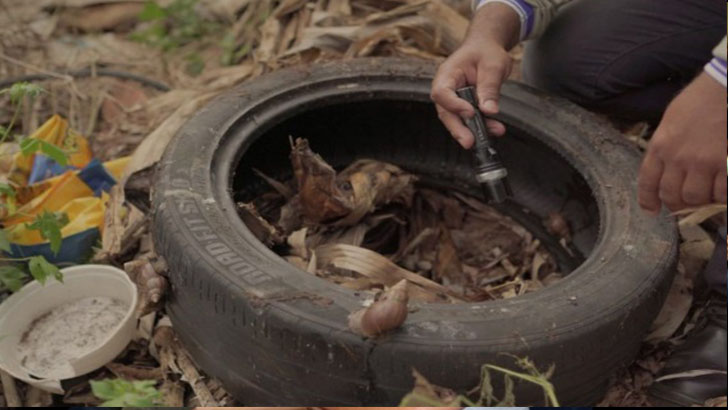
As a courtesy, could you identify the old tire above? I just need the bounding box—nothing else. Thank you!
[152,58,678,405]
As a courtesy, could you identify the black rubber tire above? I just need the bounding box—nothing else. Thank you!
[152,58,679,405]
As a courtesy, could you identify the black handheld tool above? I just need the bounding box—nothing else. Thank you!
[455,85,512,203]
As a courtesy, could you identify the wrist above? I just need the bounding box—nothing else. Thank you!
[467,2,521,50]
[692,71,726,101]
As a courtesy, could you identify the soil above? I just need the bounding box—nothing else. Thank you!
[17,296,129,379]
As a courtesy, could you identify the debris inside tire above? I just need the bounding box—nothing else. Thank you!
[241,138,562,303]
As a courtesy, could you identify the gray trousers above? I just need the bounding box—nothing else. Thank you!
[522,0,726,123]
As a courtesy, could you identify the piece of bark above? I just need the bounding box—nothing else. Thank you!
[160,379,185,407]
[238,202,284,246]
[105,362,164,380]
[154,325,219,407]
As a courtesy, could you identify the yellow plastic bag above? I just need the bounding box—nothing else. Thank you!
[6,195,106,246]
[1,115,128,264]
[7,115,92,186]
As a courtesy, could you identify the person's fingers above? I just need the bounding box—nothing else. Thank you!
[475,58,509,115]
[638,152,664,214]
[681,168,714,206]
[436,104,474,149]
[485,118,506,137]
[431,66,475,117]
[658,165,687,211]
[713,171,727,203]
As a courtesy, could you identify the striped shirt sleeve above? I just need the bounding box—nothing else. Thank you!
[705,36,727,87]
[475,0,535,40]
[472,0,572,41]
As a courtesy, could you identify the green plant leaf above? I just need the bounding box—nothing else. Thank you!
[0,82,45,105]
[19,138,69,167]
[131,0,219,51]
[91,379,162,407]
[27,255,62,284]
[38,140,69,166]
[0,182,15,199]
[184,53,205,76]
[26,211,69,255]
[19,137,40,156]
[139,1,167,21]
[0,265,27,292]
[0,229,11,253]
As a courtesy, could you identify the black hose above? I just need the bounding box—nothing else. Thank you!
[0,67,171,92]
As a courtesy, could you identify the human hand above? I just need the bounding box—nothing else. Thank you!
[638,72,727,214]
[431,39,512,149]
[430,3,521,149]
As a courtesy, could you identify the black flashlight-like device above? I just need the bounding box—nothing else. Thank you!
[455,85,512,203]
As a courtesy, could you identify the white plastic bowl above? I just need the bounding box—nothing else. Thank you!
[0,264,138,393]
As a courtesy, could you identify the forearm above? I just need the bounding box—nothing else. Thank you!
[464,2,521,50]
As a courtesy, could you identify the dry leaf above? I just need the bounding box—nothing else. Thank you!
[434,225,463,284]
[336,158,416,225]
[273,0,308,17]
[101,79,148,123]
[106,362,164,380]
[646,264,693,343]
[400,369,460,406]
[290,138,353,222]
[285,255,308,271]
[238,202,284,246]
[675,204,727,227]
[531,252,547,281]
[199,0,251,21]
[316,243,464,301]
[259,139,560,304]
[287,227,309,258]
[255,14,283,63]
[253,168,294,199]
[59,2,145,31]
[654,369,727,383]
[122,91,216,181]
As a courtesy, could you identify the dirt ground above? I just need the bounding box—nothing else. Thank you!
[0,0,725,407]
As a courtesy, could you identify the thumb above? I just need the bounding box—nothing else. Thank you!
[476,61,509,115]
